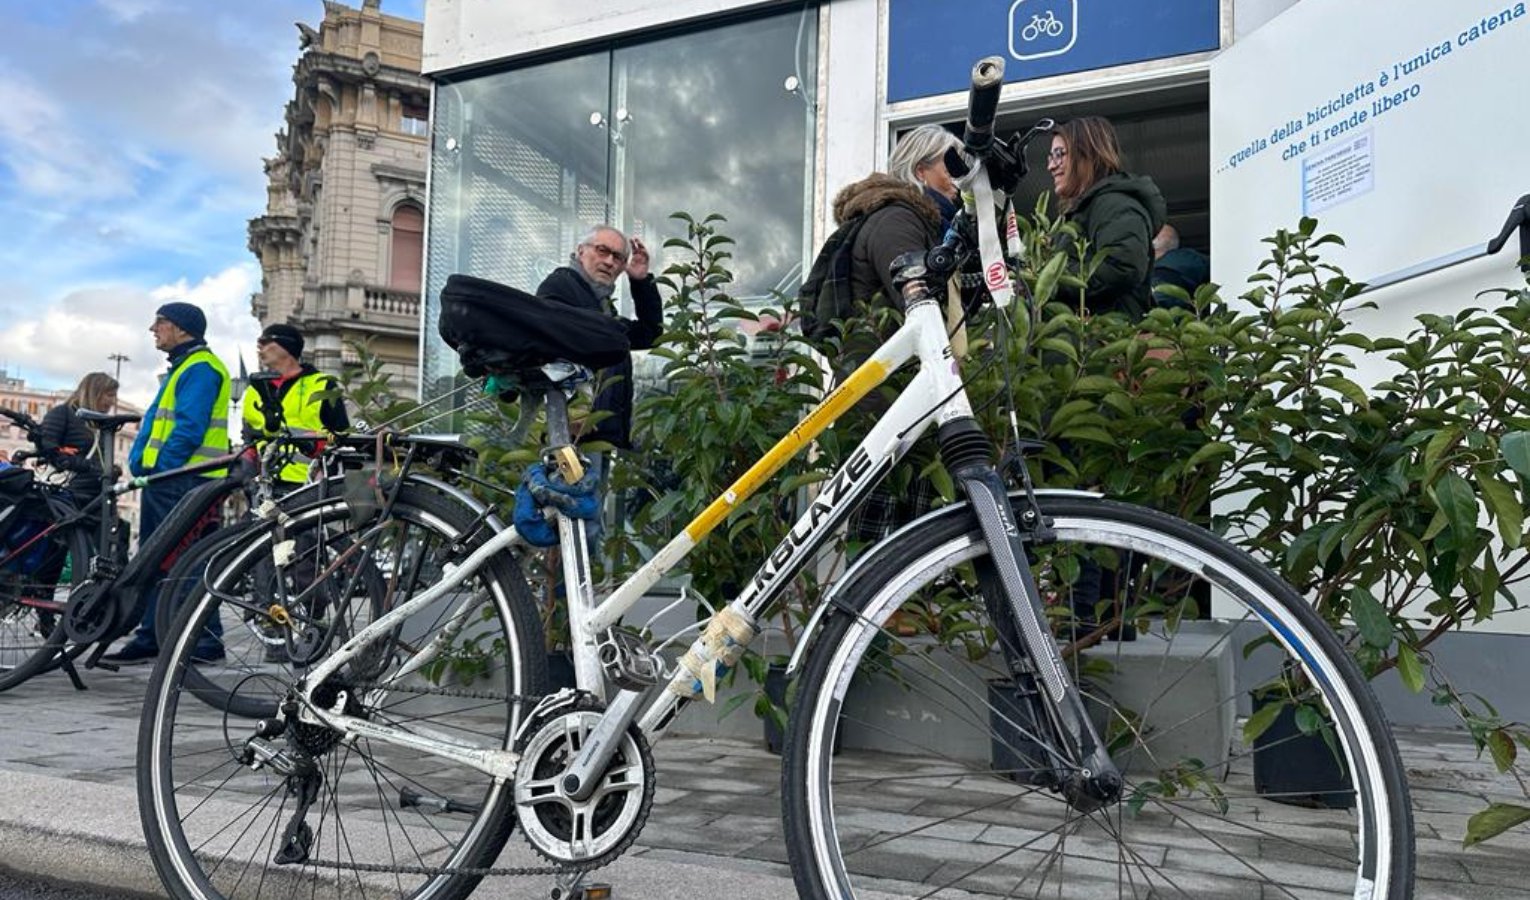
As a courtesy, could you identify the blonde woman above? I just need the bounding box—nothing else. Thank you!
[39,371,119,498]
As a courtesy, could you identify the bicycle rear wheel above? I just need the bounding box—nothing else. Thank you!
[138,485,548,900]
[154,512,392,717]
[0,524,93,692]
[783,493,1413,899]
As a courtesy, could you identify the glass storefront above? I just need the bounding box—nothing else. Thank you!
[420,8,819,398]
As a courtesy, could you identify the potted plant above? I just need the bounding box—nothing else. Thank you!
[622,213,838,751]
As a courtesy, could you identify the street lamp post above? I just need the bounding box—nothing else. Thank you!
[107,353,130,412]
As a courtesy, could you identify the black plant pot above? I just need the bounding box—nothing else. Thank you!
[546,650,577,692]
[988,677,1064,787]
[1251,698,1354,809]
[763,662,790,754]
[764,662,840,756]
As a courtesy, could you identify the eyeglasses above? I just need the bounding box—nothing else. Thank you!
[1046,148,1068,162]
[586,243,628,265]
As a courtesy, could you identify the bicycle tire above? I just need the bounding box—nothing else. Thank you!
[139,485,548,900]
[152,520,252,643]
[783,493,1414,899]
[0,524,94,692]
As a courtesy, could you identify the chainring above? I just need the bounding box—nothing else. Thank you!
[62,580,118,644]
[512,696,655,870]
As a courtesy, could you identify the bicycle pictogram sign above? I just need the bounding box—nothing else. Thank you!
[1009,0,1077,61]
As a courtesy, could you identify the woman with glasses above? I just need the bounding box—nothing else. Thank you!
[1045,116,1167,319]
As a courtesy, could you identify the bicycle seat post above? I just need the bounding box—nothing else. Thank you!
[540,386,585,484]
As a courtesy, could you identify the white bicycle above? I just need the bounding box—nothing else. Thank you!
[136,57,1414,900]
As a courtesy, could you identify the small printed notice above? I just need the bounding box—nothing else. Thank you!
[1301,130,1375,215]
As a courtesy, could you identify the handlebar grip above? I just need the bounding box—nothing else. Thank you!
[964,57,1006,154]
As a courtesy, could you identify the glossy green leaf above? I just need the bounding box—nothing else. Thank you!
[1396,643,1425,694]
[1503,432,1530,479]
[1348,585,1393,650]
[1243,700,1284,744]
[1432,472,1478,541]
[1464,803,1530,848]
[1476,473,1523,548]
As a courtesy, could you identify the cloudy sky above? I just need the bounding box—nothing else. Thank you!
[0,0,423,407]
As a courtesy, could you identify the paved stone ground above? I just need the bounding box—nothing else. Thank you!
[0,662,1525,898]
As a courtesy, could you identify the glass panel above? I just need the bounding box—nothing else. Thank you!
[613,9,818,305]
[421,54,614,398]
[419,8,820,401]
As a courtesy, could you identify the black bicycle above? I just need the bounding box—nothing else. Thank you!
[0,403,262,692]
[0,406,136,688]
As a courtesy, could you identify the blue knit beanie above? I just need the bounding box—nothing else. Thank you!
[156,302,207,340]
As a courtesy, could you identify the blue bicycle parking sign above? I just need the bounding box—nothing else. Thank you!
[1010,0,1076,61]
[887,0,1220,102]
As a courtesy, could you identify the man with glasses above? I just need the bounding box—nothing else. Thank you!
[536,224,662,454]
[103,302,230,664]
[535,224,662,553]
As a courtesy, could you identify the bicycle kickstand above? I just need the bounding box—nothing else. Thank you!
[59,652,88,691]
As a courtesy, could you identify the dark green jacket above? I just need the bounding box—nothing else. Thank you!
[1062,173,1167,319]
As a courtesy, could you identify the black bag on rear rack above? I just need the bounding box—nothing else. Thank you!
[438,274,631,376]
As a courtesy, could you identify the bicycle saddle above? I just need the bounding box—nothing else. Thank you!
[76,410,142,431]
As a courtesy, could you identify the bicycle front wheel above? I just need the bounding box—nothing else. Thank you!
[138,485,548,900]
[783,494,1413,899]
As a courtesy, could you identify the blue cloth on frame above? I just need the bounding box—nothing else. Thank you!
[513,462,601,547]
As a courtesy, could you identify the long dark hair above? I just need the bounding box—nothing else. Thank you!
[1052,116,1124,209]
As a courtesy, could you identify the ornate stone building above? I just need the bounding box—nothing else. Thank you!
[249,0,427,397]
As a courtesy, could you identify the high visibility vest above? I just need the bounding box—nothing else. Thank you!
[240,370,336,483]
[143,349,231,478]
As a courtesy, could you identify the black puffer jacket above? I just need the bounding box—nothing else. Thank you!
[1061,173,1168,318]
[536,267,663,449]
[39,403,105,498]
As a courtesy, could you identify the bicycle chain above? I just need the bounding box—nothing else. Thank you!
[299,855,585,878]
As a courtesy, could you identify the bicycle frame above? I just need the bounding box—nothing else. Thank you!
[298,294,977,773]
[295,120,1117,802]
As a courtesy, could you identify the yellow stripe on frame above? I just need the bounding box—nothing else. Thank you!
[682,359,889,542]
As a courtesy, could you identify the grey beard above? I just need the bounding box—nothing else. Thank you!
[570,262,616,308]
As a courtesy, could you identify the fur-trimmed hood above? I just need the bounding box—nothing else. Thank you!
[832,173,943,229]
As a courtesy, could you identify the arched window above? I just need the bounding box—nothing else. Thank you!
[389,204,424,292]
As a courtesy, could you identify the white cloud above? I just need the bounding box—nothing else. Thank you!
[0,76,138,201]
[0,264,262,410]
[97,0,166,23]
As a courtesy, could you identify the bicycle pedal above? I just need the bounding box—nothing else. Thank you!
[597,628,664,691]
[552,884,612,900]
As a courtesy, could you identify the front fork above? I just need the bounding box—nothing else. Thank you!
[945,422,1122,811]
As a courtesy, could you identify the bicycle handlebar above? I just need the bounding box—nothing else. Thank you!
[963,57,1006,155]
[0,407,41,436]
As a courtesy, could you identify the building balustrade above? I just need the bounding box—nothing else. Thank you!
[362,287,420,317]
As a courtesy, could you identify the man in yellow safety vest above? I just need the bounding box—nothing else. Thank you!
[241,324,350,486]
[103,302,230,664]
